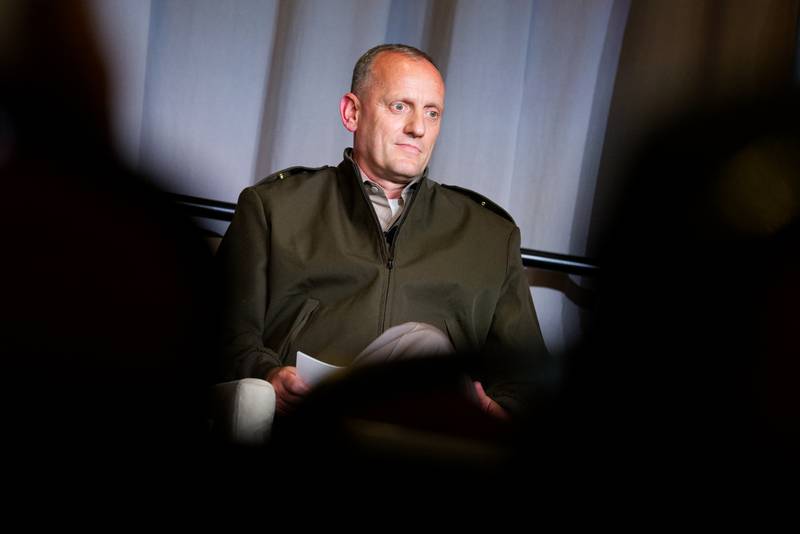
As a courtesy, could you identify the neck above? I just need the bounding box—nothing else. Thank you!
[369,175,407,199]
[352,154,411,200]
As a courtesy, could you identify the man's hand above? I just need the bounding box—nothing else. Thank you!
[473,381,510,421]
[266,366,310,416]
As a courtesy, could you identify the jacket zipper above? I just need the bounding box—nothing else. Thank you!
[354,170,421,335]
[379,185,419,332]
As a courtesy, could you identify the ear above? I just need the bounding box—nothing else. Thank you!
[339,92,359,133]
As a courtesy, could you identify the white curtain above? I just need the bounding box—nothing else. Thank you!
[88,0,798,354]
[91,0,629,256]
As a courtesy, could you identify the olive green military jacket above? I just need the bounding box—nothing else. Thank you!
[218,149,547,412]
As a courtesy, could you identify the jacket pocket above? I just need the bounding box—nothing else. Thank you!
[277,298,320,363]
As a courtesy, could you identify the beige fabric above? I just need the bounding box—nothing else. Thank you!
[358,163,420,231]
[353,322,455,366]
[211,378,276,445]
[364,181,402,231]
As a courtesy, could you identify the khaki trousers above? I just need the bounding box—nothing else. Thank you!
[353,322,455,366]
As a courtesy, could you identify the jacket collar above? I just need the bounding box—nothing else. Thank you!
[341,147,430,186]
[337,148,431,230]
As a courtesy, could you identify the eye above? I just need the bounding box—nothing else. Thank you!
[390,102,407,112]
[425,109,440,120]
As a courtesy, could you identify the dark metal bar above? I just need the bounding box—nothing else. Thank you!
[520,249,598,275]
[168,193,236,221]
[170,193,599,275]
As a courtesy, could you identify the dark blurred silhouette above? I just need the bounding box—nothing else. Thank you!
[0,0,218,501]
[508,91,800,508]
[209,351,551,516]
[6,0,796,517]
[271,356,512,474]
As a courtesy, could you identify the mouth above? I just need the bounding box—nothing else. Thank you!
[396,143,422,155]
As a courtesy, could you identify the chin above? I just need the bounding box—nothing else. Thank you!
[390,162,425,180]
[390,169,422,181]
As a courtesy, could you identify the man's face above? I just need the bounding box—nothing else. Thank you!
[351,52,445,185]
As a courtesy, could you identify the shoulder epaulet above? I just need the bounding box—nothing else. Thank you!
[256,165,328,185]
[440,184,515,223]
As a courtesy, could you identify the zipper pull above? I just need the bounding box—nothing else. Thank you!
[387,257,394,270]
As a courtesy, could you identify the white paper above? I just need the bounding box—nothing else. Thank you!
[296,350,344,387]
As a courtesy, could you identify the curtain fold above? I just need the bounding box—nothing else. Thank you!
[97,0,631,255]
[89,0,799,353]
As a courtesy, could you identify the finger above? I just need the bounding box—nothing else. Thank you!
[275,393,302,415]
[490,402,511,421]
[274,368,310,394]
[269,366,298,383]
[278,385,307,404]
[474,381,505,417]
[286,375,311,395]
[275,398,290,416]
[473,380,488,401]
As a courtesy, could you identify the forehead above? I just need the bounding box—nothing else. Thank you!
[368,52,445,104]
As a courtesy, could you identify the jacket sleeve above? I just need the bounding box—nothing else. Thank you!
[216,187,281,380]
[481,226,552,416]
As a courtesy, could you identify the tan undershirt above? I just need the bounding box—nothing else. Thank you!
[357,165,420,232]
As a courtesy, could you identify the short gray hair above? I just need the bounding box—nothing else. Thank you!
[350,43,438,95]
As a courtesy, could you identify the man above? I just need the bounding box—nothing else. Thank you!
[218,44,547,420]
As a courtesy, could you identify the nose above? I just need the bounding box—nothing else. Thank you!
[403,109,425,138]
